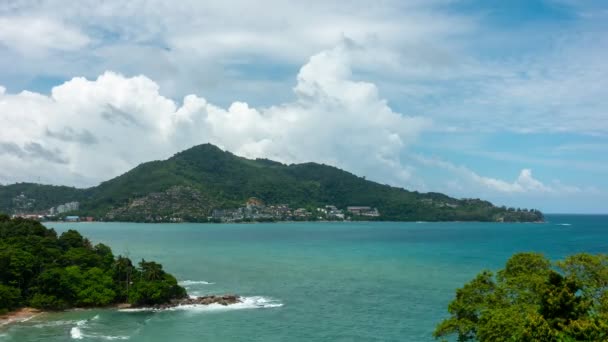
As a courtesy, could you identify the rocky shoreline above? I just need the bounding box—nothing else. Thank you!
[0,295,240,327]
[138,294,241,310]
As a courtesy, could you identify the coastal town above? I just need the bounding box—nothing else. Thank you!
[210,198,380,223]
[9,194,381,223]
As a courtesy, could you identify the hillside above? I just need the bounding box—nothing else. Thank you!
[0,144,543,222]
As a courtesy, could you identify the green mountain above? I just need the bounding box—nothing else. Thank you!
[0,144,543,222]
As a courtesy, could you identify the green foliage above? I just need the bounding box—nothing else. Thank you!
[28,294,67,310]
[435,252,608,341]
[0,144,543,222]
[128,261,186,306]
[0,217,186,313]
[0,284,21,314]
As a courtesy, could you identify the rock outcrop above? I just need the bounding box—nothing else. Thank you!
[145,294,241,310]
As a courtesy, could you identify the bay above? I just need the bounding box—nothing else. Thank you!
[1,214,606,341]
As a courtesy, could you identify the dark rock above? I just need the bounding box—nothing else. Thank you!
[143,294,241,310]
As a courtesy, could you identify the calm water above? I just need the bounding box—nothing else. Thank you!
[2,214,607,341]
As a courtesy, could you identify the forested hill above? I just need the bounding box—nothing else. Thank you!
[0,144,543,222]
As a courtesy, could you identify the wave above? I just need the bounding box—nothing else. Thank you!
[98,336,130,340]
[70,326,83,339]
[32,320,76,328]
[556,223,572,226]
[119,296,283,313]
[70,328,129,340]
[70,318,129,340]
[178,280,214,286]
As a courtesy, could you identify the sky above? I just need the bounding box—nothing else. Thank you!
[0,0,607,213]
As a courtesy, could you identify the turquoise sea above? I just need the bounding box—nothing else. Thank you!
[1,214,607,341]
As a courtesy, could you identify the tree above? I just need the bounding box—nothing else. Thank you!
[76,267,116,306]
[139,259,164,281]
[435,253,608,341]
[0,284,21,314]
[0,217,186,313]
[58,230,86,250]
[128,260,186,306]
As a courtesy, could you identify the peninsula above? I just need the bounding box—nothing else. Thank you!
[0,215,239,319]
[0,144,543,223]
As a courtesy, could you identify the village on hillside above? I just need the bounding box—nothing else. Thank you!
[10,194,380,223]
[210,197,380,223]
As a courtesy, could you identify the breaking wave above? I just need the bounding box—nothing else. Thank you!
[556,223,572,226]
[119,296,283,313]
[70,327,83,339]
[31,320,75,328]
[69,318,129,340]
[97,336,130,340]
[178,280,214,286]
[69,320,87,339]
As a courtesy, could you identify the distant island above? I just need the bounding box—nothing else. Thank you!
[0,215,241,318]
[0,144,543,223]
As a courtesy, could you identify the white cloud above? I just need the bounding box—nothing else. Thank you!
[412,154,586,195]
[0,16,89,54]
[414,29,608,135]
[0,0,606,137]
[0,0,475,101]
[0,0,604,214]
[0,43,428,187]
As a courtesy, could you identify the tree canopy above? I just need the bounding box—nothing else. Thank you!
[0,215,186,314]
[435,252,608,341]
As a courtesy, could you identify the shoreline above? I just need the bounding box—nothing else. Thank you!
[0,308,42,327]
[0,295,240,327]
[43,219,547,224]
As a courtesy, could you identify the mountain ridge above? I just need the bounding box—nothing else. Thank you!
[0,143,543,222]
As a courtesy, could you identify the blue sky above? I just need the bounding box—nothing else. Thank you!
[0,0,607,213]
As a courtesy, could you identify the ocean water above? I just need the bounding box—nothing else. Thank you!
[1,214,607,341]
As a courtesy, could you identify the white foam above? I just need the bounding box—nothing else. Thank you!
[19,315,36,323]
[70,327,83,339]
[178,280,214,286]
[69,318,130,340]
[69,319,89,339]
[117,307,160,313]
[98,335,129,340]
[0,313,41,326]
[119,296,283,313]
[172,296,283,312]
[557,223,572,226]
[32,320,75,328]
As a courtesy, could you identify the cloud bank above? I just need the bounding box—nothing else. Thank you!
[0,43,428,187]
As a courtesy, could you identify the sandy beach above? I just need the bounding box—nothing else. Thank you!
[0,308,41,327]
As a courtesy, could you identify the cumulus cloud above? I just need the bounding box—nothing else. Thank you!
[0,43,428,187]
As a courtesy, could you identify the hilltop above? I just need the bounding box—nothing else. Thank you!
[0,144,543,222]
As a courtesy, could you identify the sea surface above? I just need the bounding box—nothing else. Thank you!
[1,214,607,341]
